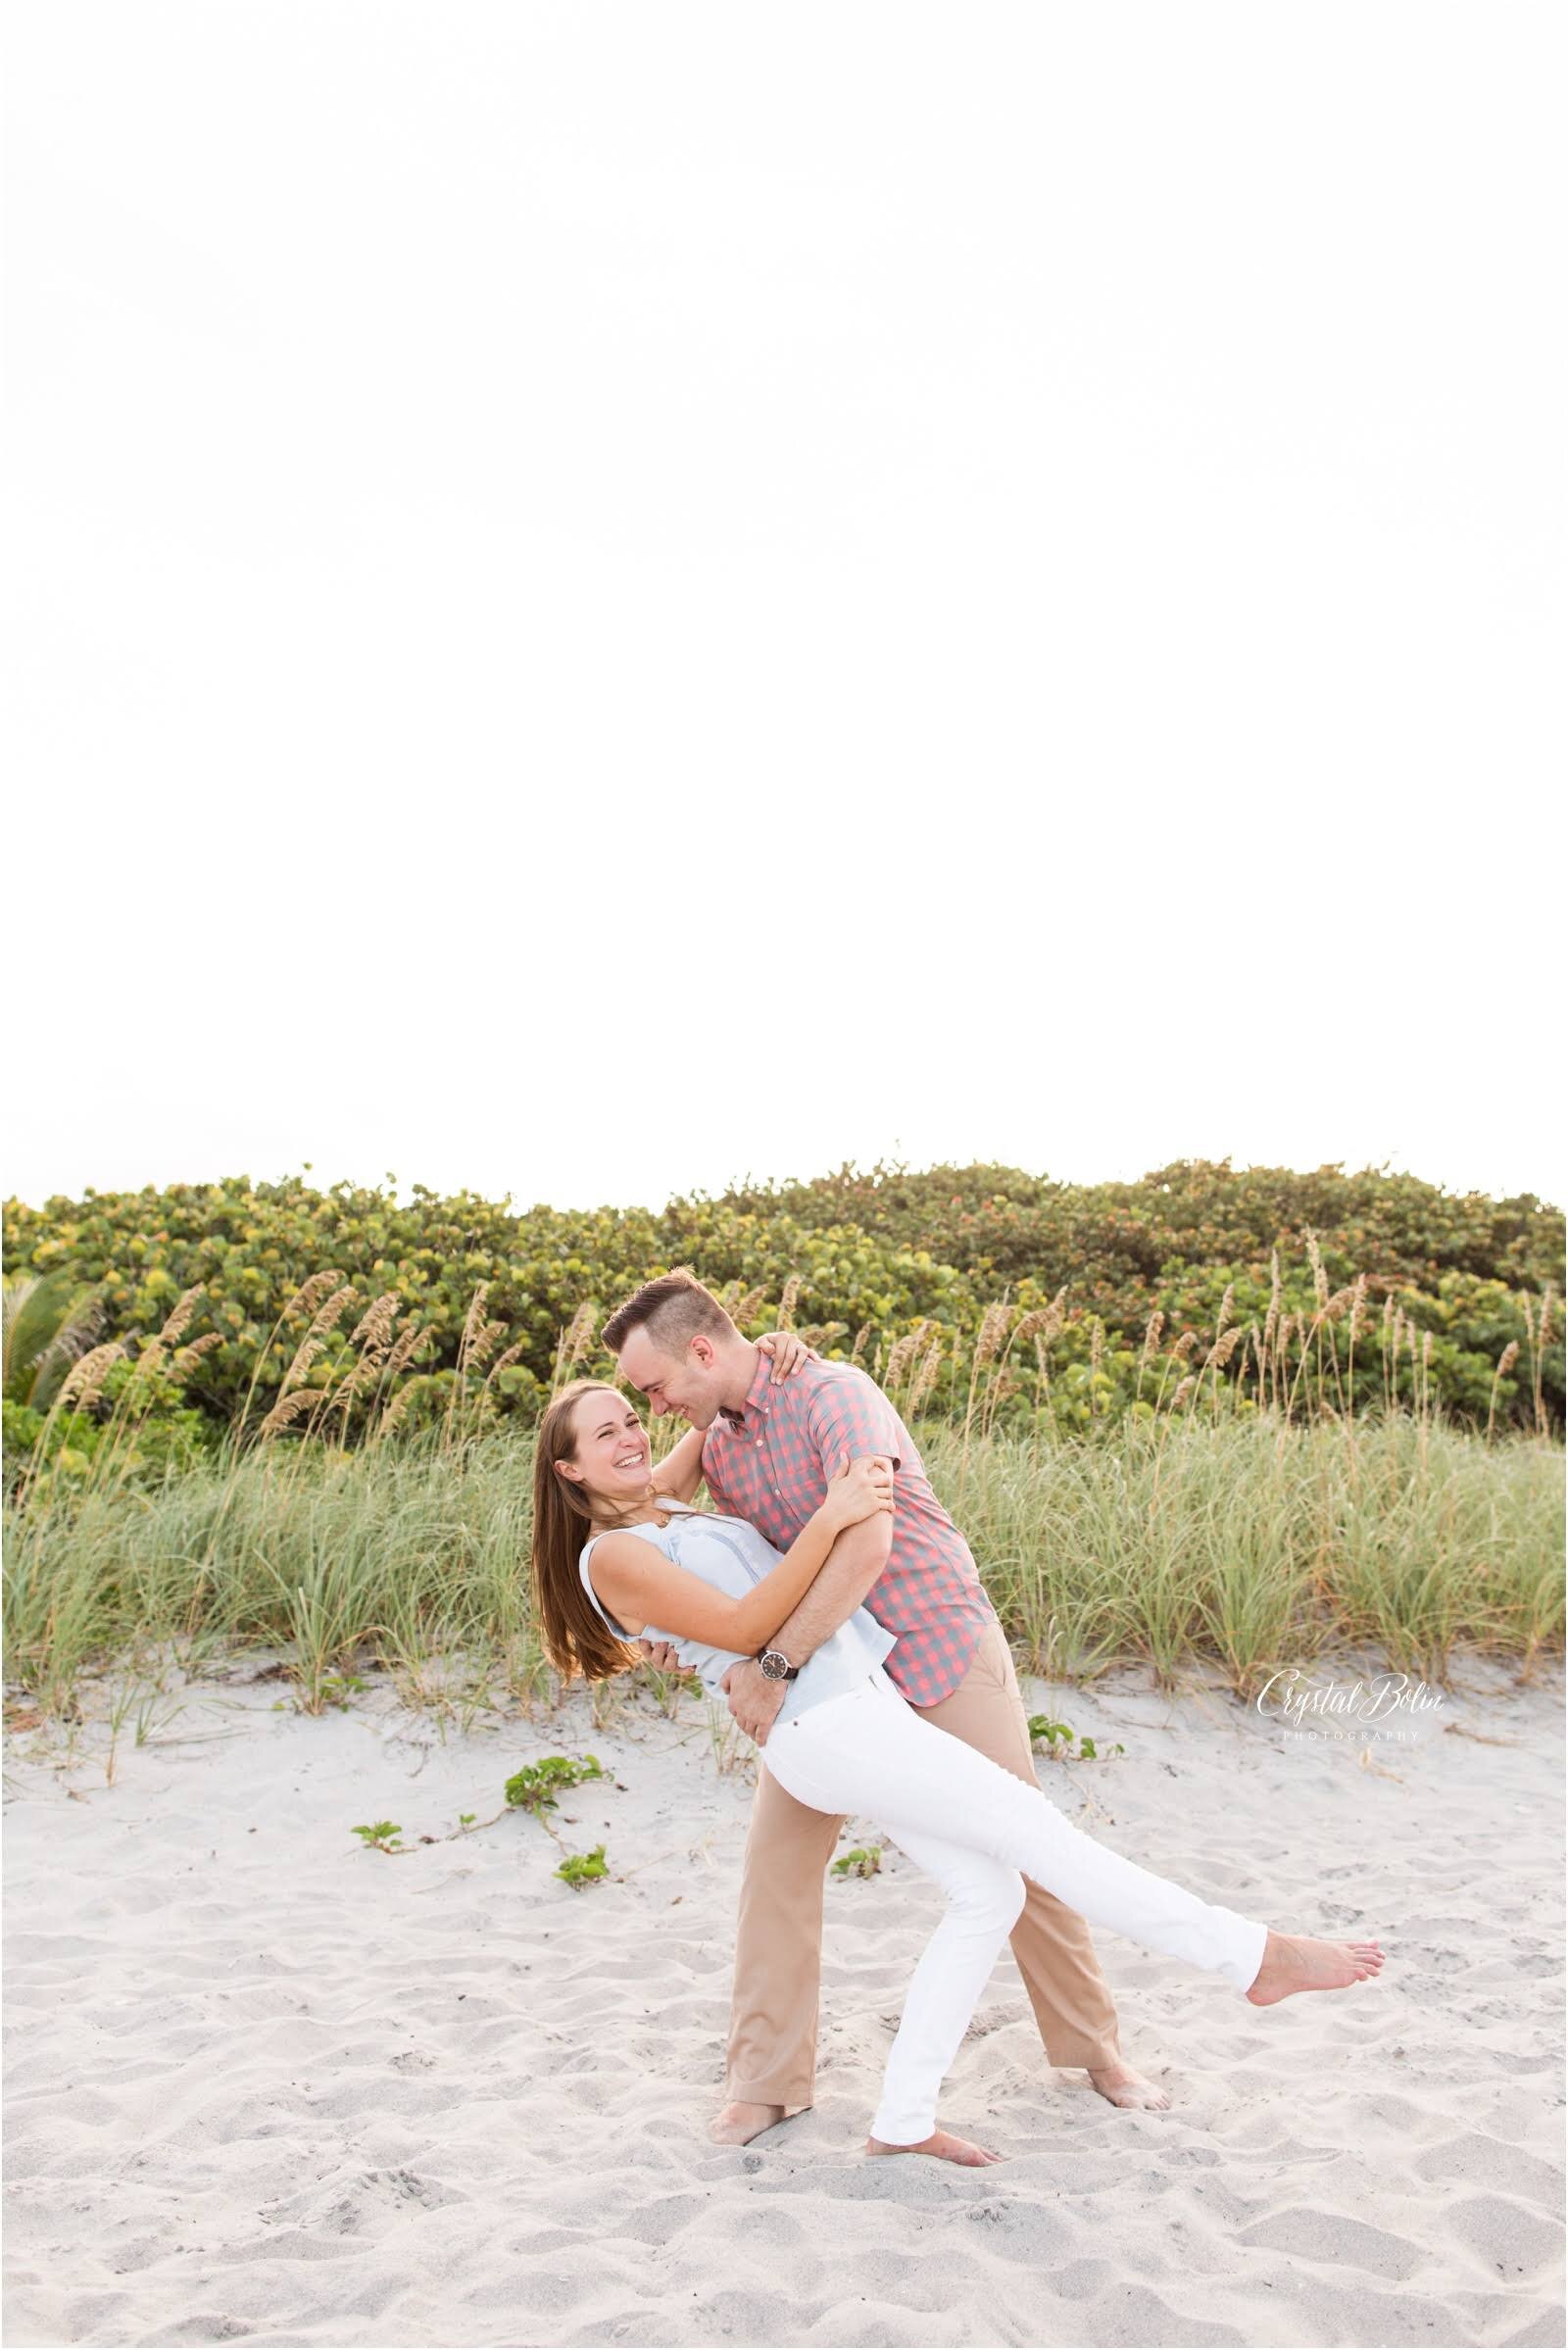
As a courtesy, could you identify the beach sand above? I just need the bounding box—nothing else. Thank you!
[4,1651,1563,2349]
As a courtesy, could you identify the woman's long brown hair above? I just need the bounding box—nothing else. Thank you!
[529,1378,689,1684]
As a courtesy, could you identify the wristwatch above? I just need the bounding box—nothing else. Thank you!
[756,1647,800,1683]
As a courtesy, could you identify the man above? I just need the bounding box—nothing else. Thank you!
[602,1267,1168,2146]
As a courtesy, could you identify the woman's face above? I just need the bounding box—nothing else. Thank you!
[562,1390,651,1507]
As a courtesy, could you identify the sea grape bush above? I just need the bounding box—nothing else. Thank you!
[2,1158,1560,1448]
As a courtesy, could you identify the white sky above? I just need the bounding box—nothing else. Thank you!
[6,3,1563,1218]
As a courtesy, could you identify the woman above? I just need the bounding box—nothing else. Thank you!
[531,1374,1386,2167]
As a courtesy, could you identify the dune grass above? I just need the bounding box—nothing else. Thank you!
[4,1412,1561,1724]
[923,1417,1563,1691]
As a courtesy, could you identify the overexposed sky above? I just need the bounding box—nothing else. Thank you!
[5,3,1563,1217]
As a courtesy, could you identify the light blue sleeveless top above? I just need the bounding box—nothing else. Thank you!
[577,1506,896,1724]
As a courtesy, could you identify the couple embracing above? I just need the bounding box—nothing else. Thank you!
[529,1269,1384,2166]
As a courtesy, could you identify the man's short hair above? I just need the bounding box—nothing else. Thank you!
[602,1267,736,1358]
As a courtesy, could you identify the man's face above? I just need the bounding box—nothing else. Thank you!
[615,1324,726,1430]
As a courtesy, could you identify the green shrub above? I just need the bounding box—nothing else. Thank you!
[1,1159,1559,1445]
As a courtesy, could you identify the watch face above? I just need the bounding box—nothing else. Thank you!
[760,1651,786,1680]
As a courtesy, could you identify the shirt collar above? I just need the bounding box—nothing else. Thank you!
[716,1347,774,1434]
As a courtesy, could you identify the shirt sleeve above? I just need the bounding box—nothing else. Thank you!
[805,1375,905,1477]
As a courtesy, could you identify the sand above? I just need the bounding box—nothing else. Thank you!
[3,1648,1563,2349]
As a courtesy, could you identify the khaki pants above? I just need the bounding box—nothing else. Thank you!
[725,1616,1125,2105]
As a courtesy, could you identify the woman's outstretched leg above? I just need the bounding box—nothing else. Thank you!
[768,1675,1383,2012]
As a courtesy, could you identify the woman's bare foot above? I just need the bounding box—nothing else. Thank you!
[1085,2060,1171,2111]
[708,2100,806,2146]
[1246,1929,1386,2007]
[865,2128,1003,2166]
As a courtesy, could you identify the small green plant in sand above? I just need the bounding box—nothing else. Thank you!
[317,1672,368,1710]
[556,1843,609,1890]
[1028,1714,1125,1762]
[352,1819,405,1851]
[505,1753,606,1816]
[832,1844,883,1879]
[347,1759,621,1860]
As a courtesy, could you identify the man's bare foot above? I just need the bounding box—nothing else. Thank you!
[1084,2060,1171,2111]
[865,2128,1003,2166]
[708,2100,805,2146]
[1246,1929,1386,2007]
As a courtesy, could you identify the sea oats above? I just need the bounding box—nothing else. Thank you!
[465,1318,508,1376]
[155,1287,205,1349]
[485,1340,526,1378]
[258,1388,319,1439]
[55,1342,126,1412]
[280,1270,339,1324]
[1010,1306,1054,1351]
[777,1275,803,1331]
[1304,1228,1329,1309]
[1010,1296,1065,1366]
[329,1359,376,1411]
[975,1302,1010,1368]
[312,1287,356,1345]
[1262,1250,1282,1359]
[377,1385,420,1437]
[279,1337,325,1396]
[908,1337,946,1413]
[1488,1338,1523,1440]
[553,1300,597,1378]
[885,1322,932,1387]
[350,1295,401,1352]
[458,1284,492,1371]
[382,1323,429,1381]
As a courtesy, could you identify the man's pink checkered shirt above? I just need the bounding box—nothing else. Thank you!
[700,1350,996,1707]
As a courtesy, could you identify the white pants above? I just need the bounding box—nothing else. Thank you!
[761,1667,1269,2145]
